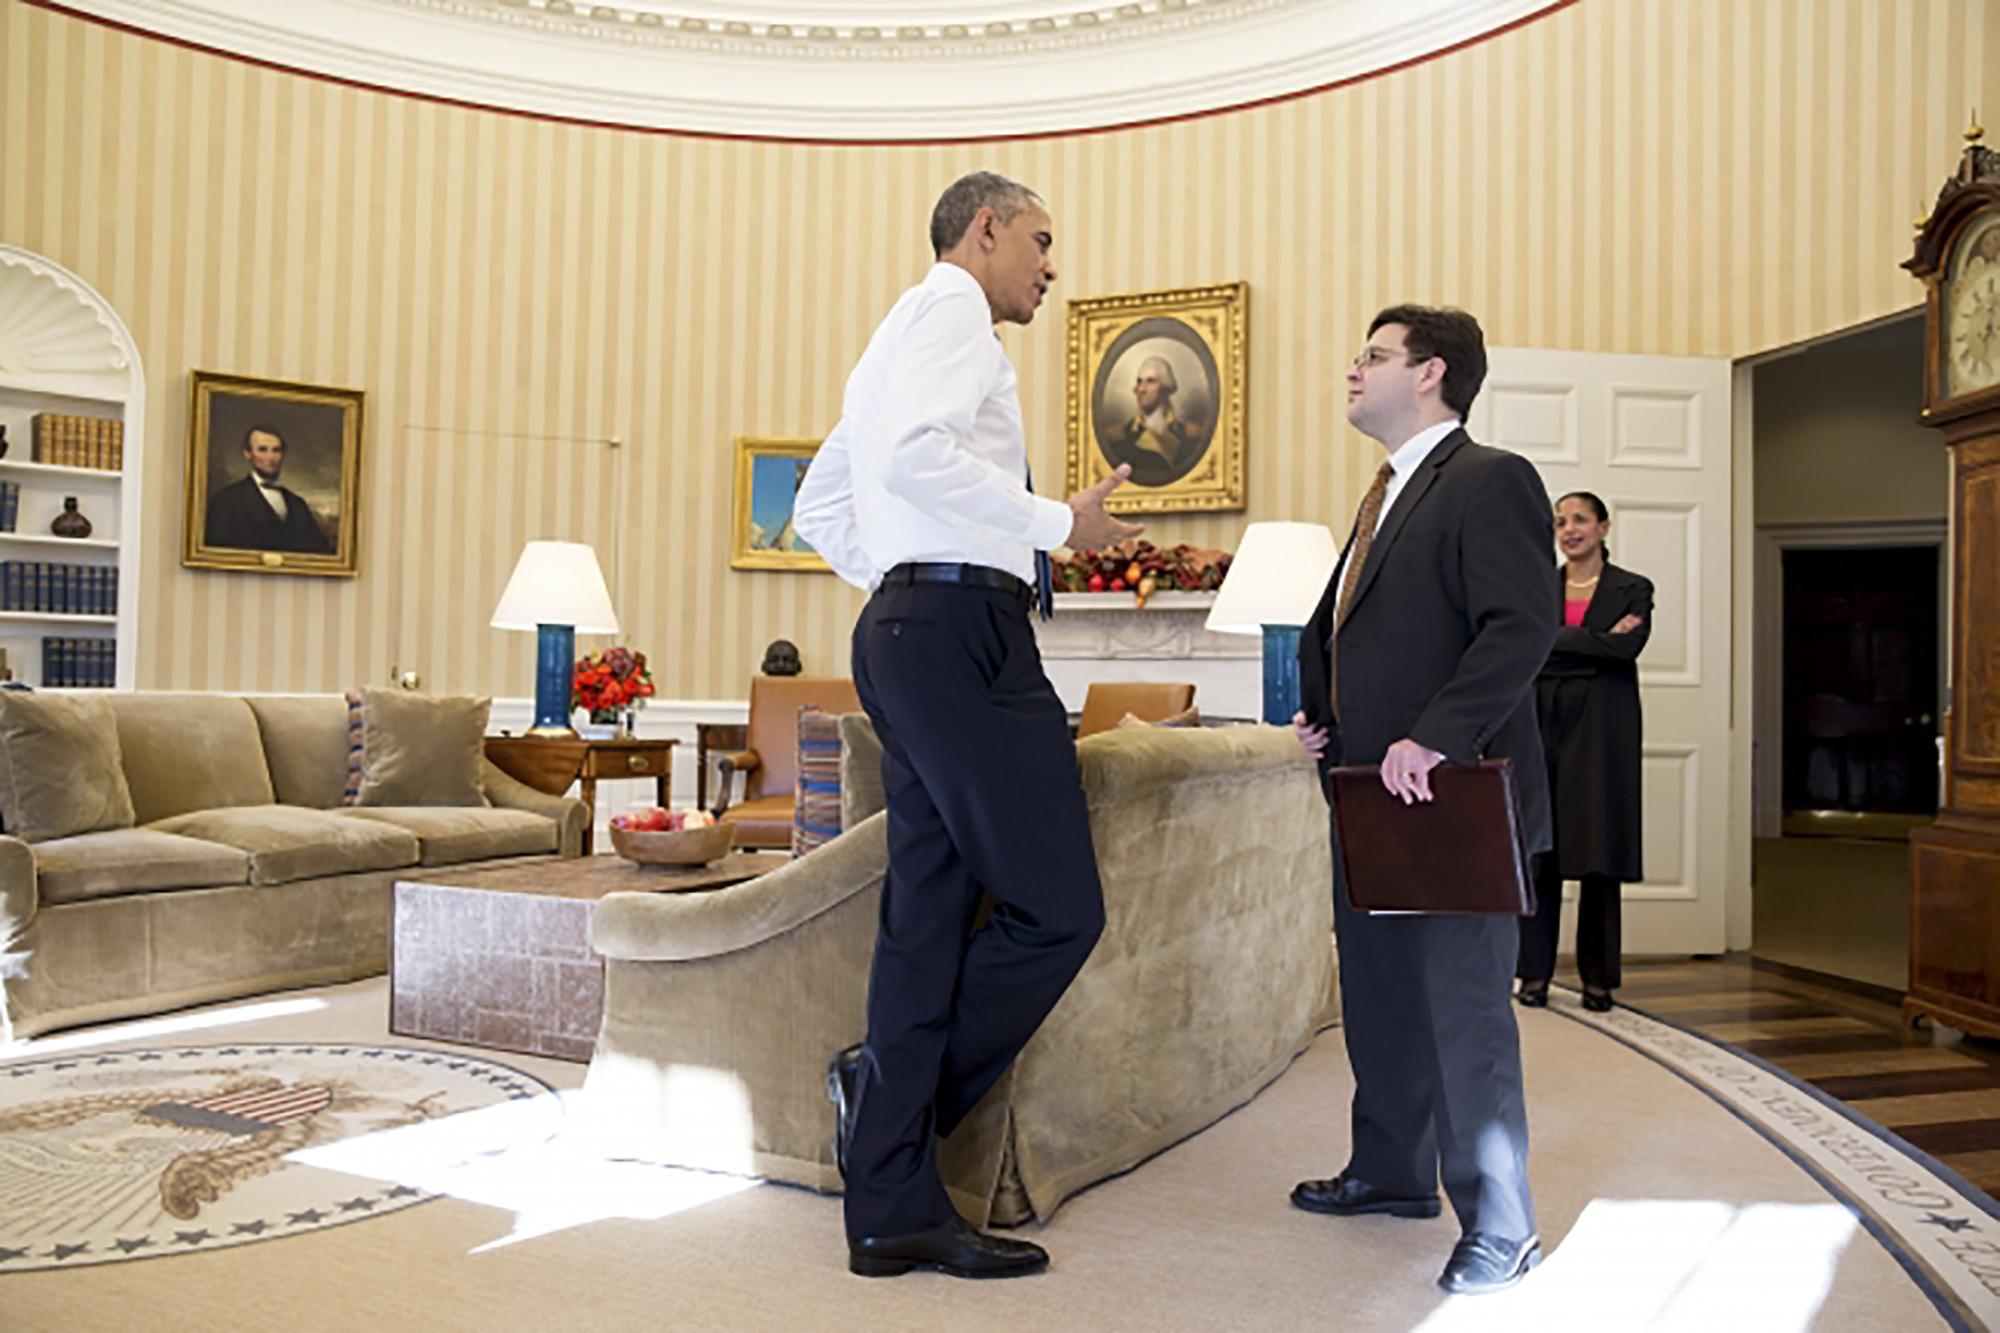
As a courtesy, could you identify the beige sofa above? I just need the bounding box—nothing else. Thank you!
[0,692,587,1042]
[584,723,1336,1226]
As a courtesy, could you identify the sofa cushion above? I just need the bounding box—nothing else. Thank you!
[0,691,135,843]
[791,707,844,857]
[838,712,885,831]
[246,695,352,809]
[149,805,419,886]
[34,829,252,905]
[350,689,491,808]
[110,693,276,824]
[336,806,557,866]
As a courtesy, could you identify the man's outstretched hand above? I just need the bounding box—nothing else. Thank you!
[1066,464,1145,550]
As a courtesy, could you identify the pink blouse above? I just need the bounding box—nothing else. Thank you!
[1564,598,1591,628]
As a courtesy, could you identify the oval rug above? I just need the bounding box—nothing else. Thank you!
[0,1042,556,1271]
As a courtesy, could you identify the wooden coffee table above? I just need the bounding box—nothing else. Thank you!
[389,851,787,1061]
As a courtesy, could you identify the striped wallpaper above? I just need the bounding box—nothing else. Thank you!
[0,0,1990,698]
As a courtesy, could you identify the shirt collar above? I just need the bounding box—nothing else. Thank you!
[1385,417,1462,481]
[926,261,996,325]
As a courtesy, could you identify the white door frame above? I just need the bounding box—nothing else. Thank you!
[1750,520,1948,839]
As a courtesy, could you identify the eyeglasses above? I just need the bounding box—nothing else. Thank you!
[1351,345,1417,371]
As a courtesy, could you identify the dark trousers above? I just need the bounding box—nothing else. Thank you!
[1330,819,1535,1242]
[842,581,1105,1241]
[1516,854,1623,990]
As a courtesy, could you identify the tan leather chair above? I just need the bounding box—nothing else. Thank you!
[710,676,862,848]
[1075,681,1197,738]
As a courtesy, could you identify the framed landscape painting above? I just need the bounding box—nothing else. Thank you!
[731,436,830,573]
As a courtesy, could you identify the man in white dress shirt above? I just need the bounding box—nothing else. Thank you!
[793,171,1139,1280]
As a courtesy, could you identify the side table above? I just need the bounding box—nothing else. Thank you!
[485,735,679,855]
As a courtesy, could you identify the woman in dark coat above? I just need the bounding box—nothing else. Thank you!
[1517,491,1650,1013]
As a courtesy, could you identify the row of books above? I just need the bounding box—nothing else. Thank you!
[0,482,16,533]
[42,636,115,688]
[31,412,124,471]
[0,561,118,615]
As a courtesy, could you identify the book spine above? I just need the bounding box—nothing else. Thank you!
[111,418,124,471]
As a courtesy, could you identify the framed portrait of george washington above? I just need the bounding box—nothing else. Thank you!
[730,436,831,573]
[1065,282,1247,514]
[183,371,364,576]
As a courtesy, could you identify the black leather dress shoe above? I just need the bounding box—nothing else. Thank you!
[849,1215,1050,1279]
[1582,988,1615,1013]
[1516,981,1550,1008]
[826,1045,861,1180]
[1290,1175,1442,1219]
[1437,1232,1541,1294]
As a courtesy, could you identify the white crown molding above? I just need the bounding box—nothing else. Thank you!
[54,0,1565,140]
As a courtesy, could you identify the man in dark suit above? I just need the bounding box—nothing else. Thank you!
[1290,305,1558,1295]
[204,426,334,554]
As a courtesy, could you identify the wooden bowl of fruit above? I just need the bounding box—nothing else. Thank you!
[607,808,734,866]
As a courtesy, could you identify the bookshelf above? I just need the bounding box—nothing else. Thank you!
[0,246,144,690]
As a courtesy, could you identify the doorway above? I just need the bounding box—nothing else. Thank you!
[1748,311,1947,992]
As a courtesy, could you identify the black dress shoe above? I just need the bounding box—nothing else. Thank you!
[825,1045,861,1179]
[1516,981,1550,1008]
[1581,988,1615,1013]
[1291,1175,1442,1219]
[849,1215,1050,1279]
[1437,1232,1541,1294]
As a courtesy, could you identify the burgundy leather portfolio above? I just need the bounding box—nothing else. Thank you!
[1327,759,1536,916]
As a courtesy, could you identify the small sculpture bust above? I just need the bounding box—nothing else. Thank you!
[760,639,802,676]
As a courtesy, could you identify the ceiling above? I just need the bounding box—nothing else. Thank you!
[58,0,1568,141]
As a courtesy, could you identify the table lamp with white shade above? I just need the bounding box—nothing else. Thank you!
[1205,521,1340,725]
[491,540,620,737]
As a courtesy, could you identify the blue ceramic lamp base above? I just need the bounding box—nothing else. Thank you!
[1261,624,1303,726]
[529,622,577,737]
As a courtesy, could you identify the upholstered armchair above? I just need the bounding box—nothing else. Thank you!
[1075,681,1197,738]
[708,676,861,849]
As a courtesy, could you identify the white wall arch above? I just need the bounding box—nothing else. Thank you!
[50,0,1568,141]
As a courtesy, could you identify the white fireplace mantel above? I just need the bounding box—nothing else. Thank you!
[1035,591,1262,721]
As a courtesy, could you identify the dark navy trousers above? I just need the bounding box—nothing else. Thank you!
[842,579,1105,1241]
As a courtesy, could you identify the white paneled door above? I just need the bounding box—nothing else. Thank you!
[1467,348,1733,956]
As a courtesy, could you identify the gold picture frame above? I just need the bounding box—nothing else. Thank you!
[1065,282,1248,514]
[730,436,830,572]
[183,370,364,576]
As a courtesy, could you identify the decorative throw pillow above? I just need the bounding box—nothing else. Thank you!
[792,705,844,857]
[1113,704,1201,730]
[0,691,136,842]
[347,688,492,808]
[836,712,885,831]
[341,691,366,805]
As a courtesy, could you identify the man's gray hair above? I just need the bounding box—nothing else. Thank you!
[929,171,1042,256]
[1139,355,1177,394]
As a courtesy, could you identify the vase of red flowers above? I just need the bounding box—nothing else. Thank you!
[572,646,656,734]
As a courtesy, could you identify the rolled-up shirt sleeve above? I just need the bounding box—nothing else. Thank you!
[792,422,875,590]
[873,291,1073,550]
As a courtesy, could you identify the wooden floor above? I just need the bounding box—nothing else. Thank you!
[1586,955,2000,1200]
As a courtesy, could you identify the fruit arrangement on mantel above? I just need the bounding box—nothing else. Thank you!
[1052,540,1232,609]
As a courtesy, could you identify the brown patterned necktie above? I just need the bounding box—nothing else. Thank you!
[1329,460,1398,721]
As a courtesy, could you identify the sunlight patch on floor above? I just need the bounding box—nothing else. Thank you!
[290,1086,760,1252]
[1415,1200,1855,1330]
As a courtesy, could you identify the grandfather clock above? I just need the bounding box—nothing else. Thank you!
[1904,118,2000,1035]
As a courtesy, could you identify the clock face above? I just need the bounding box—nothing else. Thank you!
[1945,212,2000,398]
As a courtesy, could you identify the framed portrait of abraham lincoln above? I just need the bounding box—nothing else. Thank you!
[1065,282,1247,514]
[183,370,364,577]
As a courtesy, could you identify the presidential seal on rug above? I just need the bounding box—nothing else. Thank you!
[0,1043,555,1271]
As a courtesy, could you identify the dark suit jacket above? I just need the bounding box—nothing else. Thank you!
[204,475,333,554]
[1298,427,1559,852]
[1540,560,1653,878]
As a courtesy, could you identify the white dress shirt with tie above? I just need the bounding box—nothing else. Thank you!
[1330,416,1463,627]
[793,262,1073,593]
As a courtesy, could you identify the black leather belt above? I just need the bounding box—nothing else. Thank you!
[879,561,1032,608]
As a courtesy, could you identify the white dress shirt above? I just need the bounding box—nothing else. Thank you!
[1331,416,1461,625]
[792,262,1073,592]
[257,481,289,520]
